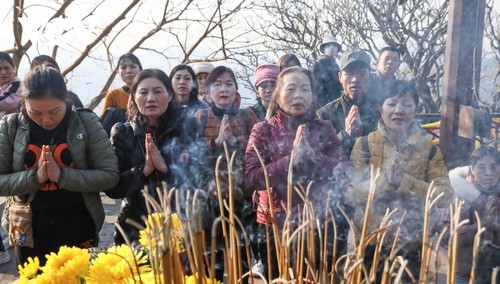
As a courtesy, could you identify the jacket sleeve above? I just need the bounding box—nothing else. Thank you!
[245,122,291,197]
[99,90,116,118]
[58,110,119,192]
[105,123,147,199]
[344,137,370,207]
[0,115,40,196]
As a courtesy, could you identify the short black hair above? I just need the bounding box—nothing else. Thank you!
[379,46,401,58]
[205,66,238,93]
[470,146,500,166]
[383,80,419,107]
[277,53,302,71]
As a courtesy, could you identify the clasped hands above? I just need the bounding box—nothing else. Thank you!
[215,115,237,146]
[37,145,60,184]
[291,124,316,166]
[345,105,363,137]
[143,133,168,177]
[385,151,404,187]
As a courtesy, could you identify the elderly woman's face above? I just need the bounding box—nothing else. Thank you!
[277,72,313,116]
[0,60,15,86]
[209,72,236,109]
[380,92,416,135]
[471,156,500,190]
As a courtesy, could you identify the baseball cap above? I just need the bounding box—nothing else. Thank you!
[339,50,371,71]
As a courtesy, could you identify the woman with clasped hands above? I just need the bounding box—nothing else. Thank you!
[245,67,348,278]
[0,66,119,265]
[347,80,452,280]
[107,69,212,245]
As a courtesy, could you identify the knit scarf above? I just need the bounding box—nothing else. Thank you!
[211,105,238,119]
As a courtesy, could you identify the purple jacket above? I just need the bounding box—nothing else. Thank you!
[245,109,348,207]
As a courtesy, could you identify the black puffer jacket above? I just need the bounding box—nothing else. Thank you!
[107,105,213,243]
[312,56,342,108]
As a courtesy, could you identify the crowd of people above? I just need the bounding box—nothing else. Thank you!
[0,41,498,283]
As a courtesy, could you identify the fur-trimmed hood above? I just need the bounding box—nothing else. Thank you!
[448,166,481,202]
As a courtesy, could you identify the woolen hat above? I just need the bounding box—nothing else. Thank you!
[338,50,371,71]
[319,34,342,54]
[192,62,215,75]
[254,64,280,89]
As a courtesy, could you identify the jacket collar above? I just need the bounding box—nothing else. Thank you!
[273,108,316,131]
[377,119,423,149]
[130,105,186,139]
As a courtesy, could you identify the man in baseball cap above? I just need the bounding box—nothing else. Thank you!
[317,50,380,155]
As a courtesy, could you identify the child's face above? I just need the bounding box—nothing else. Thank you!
[471,156,500,190]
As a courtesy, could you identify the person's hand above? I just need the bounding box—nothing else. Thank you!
[292,125,315,165]
[344,105,363,137]
[385,151,404,187]
[143,133,168,176]
[44,146,61,182]
[215,115,236,146]
[37,145,49,183]
[37,145,60,183]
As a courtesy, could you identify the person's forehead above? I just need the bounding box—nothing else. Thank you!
[0,60,12,66]
[380,50,399,58]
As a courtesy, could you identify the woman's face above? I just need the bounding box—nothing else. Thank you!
[380,93,416,135]
[471,156,500,190]
[25,97,67,130]
[196,72,209,95]
[257,80,276,109]
[134,77,172,126]
[119,58,141,87]
[0,60,15,86]
[277,72,313,116]
[209,72,237,109]
[171,69,194,103]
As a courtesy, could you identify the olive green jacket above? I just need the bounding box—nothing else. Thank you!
[0,108,119,233]
[346,120,452,243]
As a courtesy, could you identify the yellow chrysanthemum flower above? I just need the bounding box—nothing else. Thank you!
[40,246,90,283]
[185,273,222,284]
[139,212,185,253]
[18,256,40,280]
[129,271,163,284]
[86,244,151,284]
[15,277,32,284]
